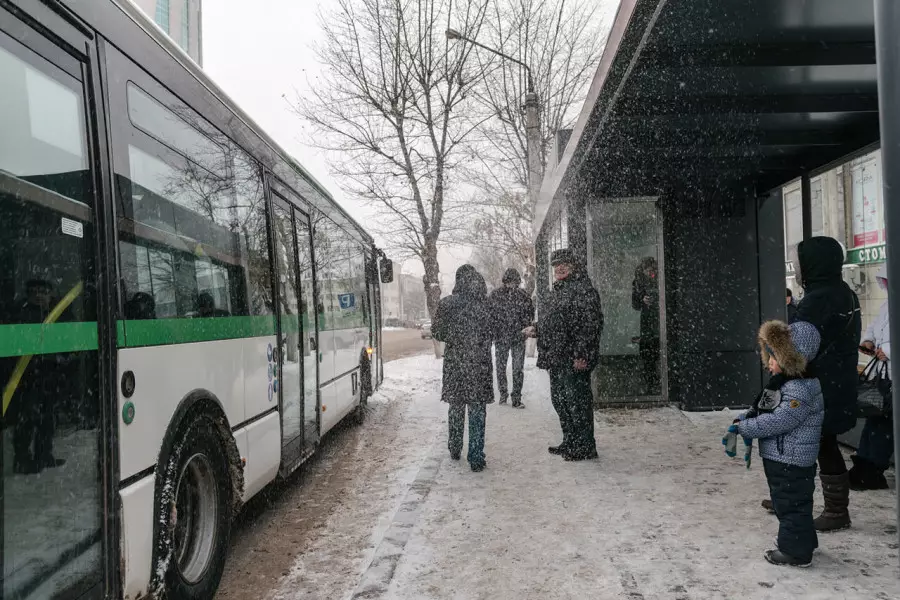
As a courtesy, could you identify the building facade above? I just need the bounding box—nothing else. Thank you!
[531,0,881,414]
[782,149,886,334]
[132,0,202,66]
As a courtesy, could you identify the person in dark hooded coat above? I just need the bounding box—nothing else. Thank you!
[525,249,603,460]
[432,265,493,471]
[489,267,534,407]
[770,237,861,532]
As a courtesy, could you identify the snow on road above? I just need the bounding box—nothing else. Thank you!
[271,356,899,600]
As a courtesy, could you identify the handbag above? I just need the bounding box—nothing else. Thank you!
[857,358,888,417]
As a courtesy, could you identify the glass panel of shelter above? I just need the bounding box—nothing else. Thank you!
[588,199,664,402]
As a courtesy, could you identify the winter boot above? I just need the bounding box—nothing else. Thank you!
[849,455,890,491]
[761,499,776,514]
[764,549,811,568]
[814,472,852,532]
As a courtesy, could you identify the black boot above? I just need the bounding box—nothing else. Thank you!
[761,499,775,514]
[564,448,599,461]
[764,549,811,568]
[548,445,567,455]
[814,472,852,532]
[849,455,889,491]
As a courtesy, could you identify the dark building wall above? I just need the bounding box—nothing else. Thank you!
[758,189,788,325]
[663,188,763,410]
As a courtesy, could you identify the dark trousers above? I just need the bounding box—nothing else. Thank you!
[763,458,818,561]
[448,403,486,466]
[639,341,661,395]
[858,415,895,471]
[818,434,848,475]
[495,339,526,401]
[549,369,596,456]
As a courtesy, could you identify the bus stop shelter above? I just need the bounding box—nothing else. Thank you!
[533,0,900,550]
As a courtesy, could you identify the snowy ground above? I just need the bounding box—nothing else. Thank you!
[253,355,899,600]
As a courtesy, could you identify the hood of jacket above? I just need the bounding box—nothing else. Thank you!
[759,320,821,377]
[797,237,845,289]
[453,264,487,299]
[877,264,888,292]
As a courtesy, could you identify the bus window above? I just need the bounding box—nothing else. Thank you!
[0,34,102,599]
[111,67,273,343]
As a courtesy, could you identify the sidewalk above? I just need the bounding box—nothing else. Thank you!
[370,358,899,600]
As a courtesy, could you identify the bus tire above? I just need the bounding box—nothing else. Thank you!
[152,412,232,599]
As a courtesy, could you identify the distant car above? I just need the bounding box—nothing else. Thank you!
[421,321,432,339]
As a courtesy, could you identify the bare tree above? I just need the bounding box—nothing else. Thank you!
[294,0,492,318]
[462,0,609,292]
[468,189,535,289]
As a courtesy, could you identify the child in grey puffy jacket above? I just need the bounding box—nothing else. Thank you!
[737,320,824,567]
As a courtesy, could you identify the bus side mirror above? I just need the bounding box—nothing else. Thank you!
[380,259,394,283]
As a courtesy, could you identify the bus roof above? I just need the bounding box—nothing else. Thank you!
[111,0,374,246]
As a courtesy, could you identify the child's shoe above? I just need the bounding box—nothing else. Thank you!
[764,549,811,568]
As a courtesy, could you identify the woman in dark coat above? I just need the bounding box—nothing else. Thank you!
[432,265,494,471]
[789,237,861,532]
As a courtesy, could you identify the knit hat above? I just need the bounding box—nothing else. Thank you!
[502,268,521,285]
[550,248,578,266]
[758,320,821,377]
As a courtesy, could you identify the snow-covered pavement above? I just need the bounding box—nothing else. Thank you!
[268,355,899,600]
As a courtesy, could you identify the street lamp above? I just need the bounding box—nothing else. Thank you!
[446,28,542,207]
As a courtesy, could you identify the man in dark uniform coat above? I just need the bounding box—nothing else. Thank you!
[525,249,603,461]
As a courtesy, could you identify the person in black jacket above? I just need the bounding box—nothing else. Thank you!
[763,237,861,532]
[489,268,534,408]
[632,257,661,395]
[525,249,603,461]
[786,287,798,323]
[432,265,494,472]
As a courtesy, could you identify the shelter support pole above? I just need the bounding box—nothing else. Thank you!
[874,0,900,565]
[801,172,812,240]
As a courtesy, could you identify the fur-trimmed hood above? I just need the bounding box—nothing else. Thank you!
[758,320,821,377]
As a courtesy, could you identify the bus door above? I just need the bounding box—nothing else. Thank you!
[272,194,317,472]
[367,256,382,388]
[0,6,107,598]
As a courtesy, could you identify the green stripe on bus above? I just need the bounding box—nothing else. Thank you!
[0,322,99,358]
[282,314,301,334]
[119,316,276,347]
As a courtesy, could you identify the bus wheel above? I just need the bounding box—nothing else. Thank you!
[154,413,232,599]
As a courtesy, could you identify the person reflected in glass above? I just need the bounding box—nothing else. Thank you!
[124,291,157,320]
[197,292,229,317]
[632,257,661,395]
[10,279,68,474]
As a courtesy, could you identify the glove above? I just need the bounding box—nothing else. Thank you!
[722,424,754,470]
[722,424,739,457]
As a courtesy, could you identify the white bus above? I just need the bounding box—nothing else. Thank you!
[0,1,392,598]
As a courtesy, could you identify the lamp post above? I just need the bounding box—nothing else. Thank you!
[447,28,541,357]
[446,28,542,210]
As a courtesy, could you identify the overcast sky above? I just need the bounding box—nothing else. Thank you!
[202,0,468,289]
